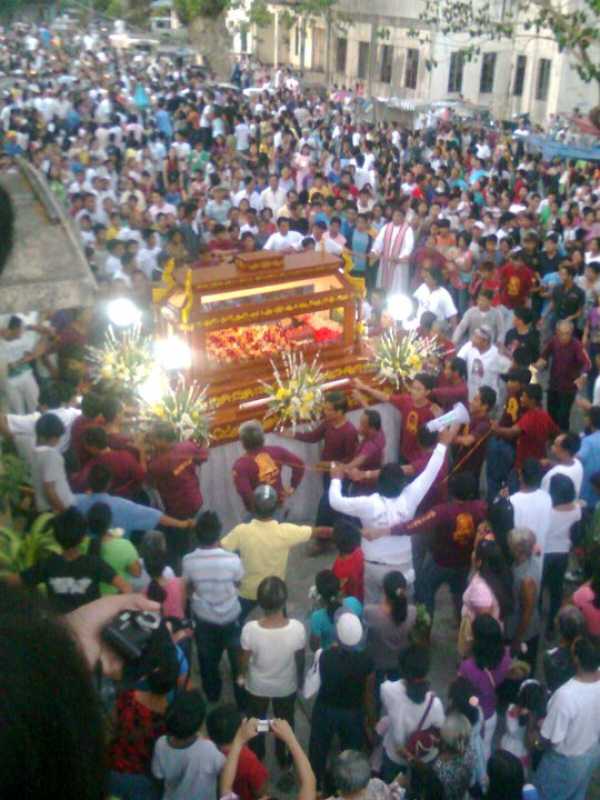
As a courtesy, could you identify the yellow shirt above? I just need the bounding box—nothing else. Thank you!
[221,519,312,600]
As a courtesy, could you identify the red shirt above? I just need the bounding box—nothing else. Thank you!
[516,408,559,467]
[333,547,364,602]
[70,414,103,466]
[221,744,268,800]
[72,448,146,499]
[389,394,434,462]
[541,336,591,394]
[232,446,305,511]
[109,691,166,774]
[431,377,469,412]
[294,419,358,463]
[499,263,535,309]
[147,440,208,518]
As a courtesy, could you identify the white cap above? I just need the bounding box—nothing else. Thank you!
[336,612,363,647]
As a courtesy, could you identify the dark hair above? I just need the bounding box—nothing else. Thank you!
[38,384,62,410]
[144,546,169,604]
[363,408,382,431]
[194,511,221,546]
[81,392,103,420]
[414,373,435,393]
[86,502,112,557]
[377,463,407,498]
[589,406,600,430]
[573,636,600,672]
[449,471,478,501]
[145,648,180,695]
[486,750,524,800]
[517,680,547,725]
[472,614,505,670]
[406,761,445,800]
[522,383,542,406]
[520,457,543,488]
[0,584,106,800]
[88,464,112,493]
[84,426,108,450]
[325,391,348,413]
[152,421,178,443]
[383,571,408,625]
[333,519,361,555]
[549,473,576,506]
[101,396,121,423]
[257,576,287,613]
[0,185,15,274]
[478,385,497,411]
[165,690,206,738]
[559,432,581,456]
[475,539,513,618]
[449,357,467,381]
[417,425,438,450]
[315,570,342,621]
[35,413,65,442]
[52,508,87,550]
[206,703,242,746]
[447,676,480,726]
[399,645,430,704]
[8,315,22,330]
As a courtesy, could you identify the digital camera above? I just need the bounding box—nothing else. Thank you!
[102,610,162,661]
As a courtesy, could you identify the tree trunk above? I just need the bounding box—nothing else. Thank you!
[189,13,233,79]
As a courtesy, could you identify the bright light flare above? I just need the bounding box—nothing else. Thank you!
[107,297,141,328]
[386,293,414,323]
[154,337,192,371]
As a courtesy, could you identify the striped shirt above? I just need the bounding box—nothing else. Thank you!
[182,547,244,625]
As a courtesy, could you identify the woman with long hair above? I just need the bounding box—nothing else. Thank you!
[309,569,362,651]
[458,614,513,762]
[379,645,445,783]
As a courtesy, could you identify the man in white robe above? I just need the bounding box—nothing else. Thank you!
[371,208,414,294]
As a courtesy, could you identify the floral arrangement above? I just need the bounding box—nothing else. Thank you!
[87,325,154,395]
[372,329,439,390]
[140,379,214,444]
[261,351,325,431]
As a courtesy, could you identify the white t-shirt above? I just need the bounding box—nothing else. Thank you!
[381,681,445,764]
[458,341,511,400]
[234,122,250,151]
[546,506,582,555]
[263,231,303,252]
[152,736,226,800]
[541,460,584,498]
[31,445,74,512]
[414,284,458,323]
[241,619,306,697]
[541,677,600,756]
[7,407,80,458]
[510,489,552,584]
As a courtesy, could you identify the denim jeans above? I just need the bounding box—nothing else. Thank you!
[419,555,469,619]
[485,436,516,502]
[108,771,159,800]
[193,616,244,707]
[245,691,296,766]
[535,744,600,800]
[308,702,365,788]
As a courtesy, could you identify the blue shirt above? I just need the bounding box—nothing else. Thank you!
[579,431,600,508]
[351,229,371,272]
[310,597,363,649]
[74,493,162,538]
[155,109,172,138]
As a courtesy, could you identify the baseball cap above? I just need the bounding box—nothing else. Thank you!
[335,612,363,647]
[501,367,531,384]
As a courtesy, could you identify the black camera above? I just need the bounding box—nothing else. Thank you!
[102,610,162,662]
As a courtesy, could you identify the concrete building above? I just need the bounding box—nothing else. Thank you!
[230,0,599,123]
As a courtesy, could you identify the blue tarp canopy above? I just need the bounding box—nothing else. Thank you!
[527,134,600,161]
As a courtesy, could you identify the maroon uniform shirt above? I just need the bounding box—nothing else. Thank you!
[431,377,469,412]
[541,336,591,394]
[147,440,208,518]
[232,445,305,511]
[389,393,434,463]
[410,448,449,513]
[394,499,487,569]
[454,414,491,482]
[516,408,559,468]
[352,429,386,493]
[71,448,145,499]
[294,419,358,462]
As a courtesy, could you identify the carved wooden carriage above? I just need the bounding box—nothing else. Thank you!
[153,250,371,444]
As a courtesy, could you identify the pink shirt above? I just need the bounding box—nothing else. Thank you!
[145,577,186,619]
[462,573,501,623]
[572,583,600,638]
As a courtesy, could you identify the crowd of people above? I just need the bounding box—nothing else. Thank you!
[2,17,600,800]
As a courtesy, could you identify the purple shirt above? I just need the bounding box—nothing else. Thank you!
[541,336,590,393]
[458,648,512,719]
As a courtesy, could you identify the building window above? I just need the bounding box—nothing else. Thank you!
[448,51,464,93]
[405,48,419,89]
[513,54,526,96]
[380,44,393,83]
[336,37,347,73]
[479,52,496,93]
[536,58,551,101]
[294,25,300,57]
[240,24,248,53]
[357,42,370,80]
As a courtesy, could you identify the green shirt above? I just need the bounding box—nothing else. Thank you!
[99,537,139,595]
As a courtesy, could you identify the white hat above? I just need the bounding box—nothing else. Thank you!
[335,612,363,647]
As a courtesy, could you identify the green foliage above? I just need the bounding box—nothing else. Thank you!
[412,0,600,87]
[247,0,272,29]
[174,0,230,22]
[0,452,30,511]
[0,513,58,574]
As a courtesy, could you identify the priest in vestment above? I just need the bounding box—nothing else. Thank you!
[371,207,414,293]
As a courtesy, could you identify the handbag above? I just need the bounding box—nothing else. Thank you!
[404,692,440,763]
[302,648,322,699]
[457,614,473,658]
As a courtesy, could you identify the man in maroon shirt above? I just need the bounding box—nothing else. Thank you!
[353,372,435,463]
[70,391,104,468]
[431,357,469,412]
[71,427,145,500]
[492,383,559,469]
[453,385,496,489]
[535,319,590,430]
[232,420,305,517]
[344,409,386,494]
[146,421,208,567]
[392,472,487,619]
